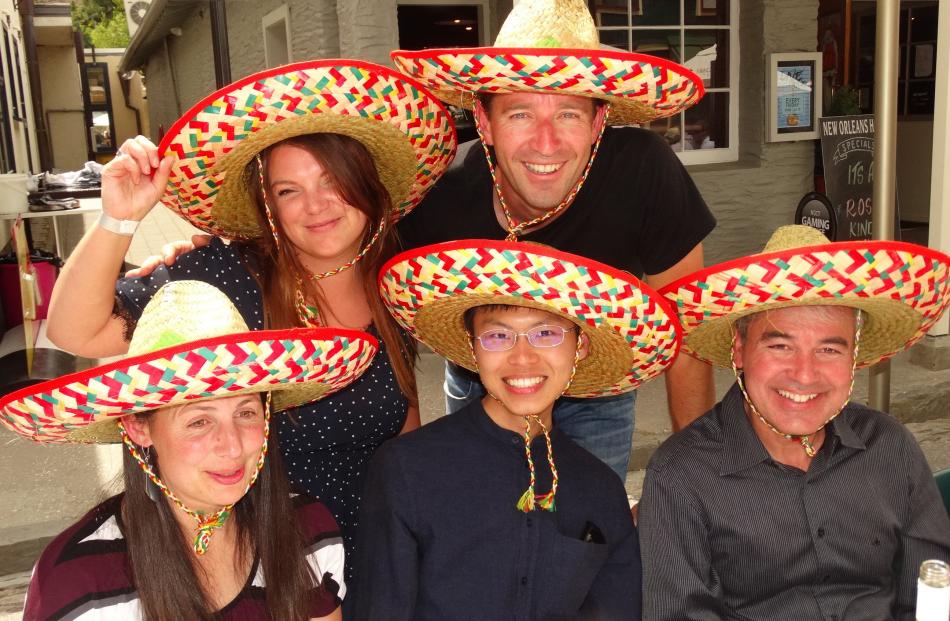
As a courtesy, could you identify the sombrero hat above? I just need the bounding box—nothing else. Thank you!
[0,281,378,444]
[660,225,950,368]
[378,240,681,397]
[391,0,704,125]
[158,59,457,240]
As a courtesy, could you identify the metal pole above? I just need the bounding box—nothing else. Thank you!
[869,0,899,412]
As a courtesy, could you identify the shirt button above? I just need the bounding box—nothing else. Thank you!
[521,577,528,586]
[817,527,825,538]
[511,438,520,445]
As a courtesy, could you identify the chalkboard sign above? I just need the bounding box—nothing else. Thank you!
[819,114,874,240]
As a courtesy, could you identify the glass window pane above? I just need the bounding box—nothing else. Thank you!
[90,112,114,152]
[646,113,683,152]
[593,0,629,27]
[911,43,935,79]
[631,0,680,27]
[599,29,630,52]
[907,80,935,115]
[684,91,728,150]
[631,29,680,63]
[685,0,730,26]
[684,29,728,88]
[910,6,938,43]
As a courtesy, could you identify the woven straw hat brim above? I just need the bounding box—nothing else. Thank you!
[158,59,457,240]
[379,240,681,397]
[392,47,704,125]
[660,240,950,368]
[0,328,378,444]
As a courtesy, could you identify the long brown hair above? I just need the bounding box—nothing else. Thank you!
[241,133,417,407]
[122,409,317,620]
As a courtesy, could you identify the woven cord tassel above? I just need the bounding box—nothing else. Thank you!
[193,508,232,556]
[516,416,538,512]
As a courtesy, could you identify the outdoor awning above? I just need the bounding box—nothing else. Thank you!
[118,0,198,74]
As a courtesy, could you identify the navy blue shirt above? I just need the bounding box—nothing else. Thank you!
[354,400,641,620]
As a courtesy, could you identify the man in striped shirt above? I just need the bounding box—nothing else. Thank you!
[641,226,950,621]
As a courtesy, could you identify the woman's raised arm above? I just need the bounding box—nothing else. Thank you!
[47,136,172,357]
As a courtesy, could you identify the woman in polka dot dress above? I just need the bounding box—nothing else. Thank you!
[46,60,456,593]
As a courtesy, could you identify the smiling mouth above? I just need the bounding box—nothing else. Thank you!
[523,162,563,175]
[505,376,545,389]
[306,217,340,230]
[777,389,818,403]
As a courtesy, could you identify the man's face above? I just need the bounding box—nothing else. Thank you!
[476,92,606,223]
[471,306,588,420]
[733,306,857,437]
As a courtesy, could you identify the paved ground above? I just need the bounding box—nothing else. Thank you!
[1,208,948,616]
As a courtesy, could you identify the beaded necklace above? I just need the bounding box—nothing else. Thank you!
[116,397,271,556]
[730,309,863,458]
[473,104,610,241]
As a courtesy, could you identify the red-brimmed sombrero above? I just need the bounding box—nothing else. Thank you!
[660,225,950,368]
[0,281,378,444]
[391,0,703,125]
[379,240,681,397]
[158,59,457,240]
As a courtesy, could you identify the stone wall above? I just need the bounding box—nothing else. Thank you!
[143,5,215,141]
[691,0,819,265]
[226,0,340,81]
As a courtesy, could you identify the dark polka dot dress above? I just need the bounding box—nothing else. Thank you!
[115,237,409,586]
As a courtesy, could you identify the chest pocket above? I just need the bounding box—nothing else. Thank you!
[538,531,610,618]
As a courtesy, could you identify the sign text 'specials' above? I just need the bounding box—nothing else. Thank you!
[819,114,874,241]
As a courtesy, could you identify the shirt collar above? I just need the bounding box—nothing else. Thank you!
[718,384,867,476]
[467,399,557,450]
[825,405,867,451]
[719,383,772,476]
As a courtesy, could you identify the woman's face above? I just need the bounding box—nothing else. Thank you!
[126,395,267,513]
[266,142,370,272]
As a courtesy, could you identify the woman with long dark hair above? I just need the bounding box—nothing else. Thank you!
[45,60,456,586]
[3,279,380,619]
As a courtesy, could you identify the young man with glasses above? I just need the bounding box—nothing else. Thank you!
[355,240,680,619]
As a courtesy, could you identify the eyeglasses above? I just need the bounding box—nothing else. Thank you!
[473,325,572,352]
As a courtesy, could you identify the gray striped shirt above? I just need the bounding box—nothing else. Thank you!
[639,383,950,621]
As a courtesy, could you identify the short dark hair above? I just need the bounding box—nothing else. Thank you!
[463,304,580,336]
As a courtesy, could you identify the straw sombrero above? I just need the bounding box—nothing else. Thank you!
[391,0,703,125]
[661,225,950,368]
[158,59,457,240]
[379,240,680,397]
[0,281,378,444]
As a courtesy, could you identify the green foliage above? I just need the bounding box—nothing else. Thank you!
[71,0,130,48]
[828,85,861,117]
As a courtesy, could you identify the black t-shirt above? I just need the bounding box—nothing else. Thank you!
[398,126,716,278]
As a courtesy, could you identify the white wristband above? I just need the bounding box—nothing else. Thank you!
[97,213,140,237]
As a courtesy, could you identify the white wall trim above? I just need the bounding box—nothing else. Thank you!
[262,4,292,67]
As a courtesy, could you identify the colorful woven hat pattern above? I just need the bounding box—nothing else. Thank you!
[379,240,681,397]
[158,59,457,240]
[0,281,378,444]
[392,0,703,125]
[661,225,950,368]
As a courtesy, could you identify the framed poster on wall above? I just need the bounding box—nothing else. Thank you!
[768,52,822,142]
